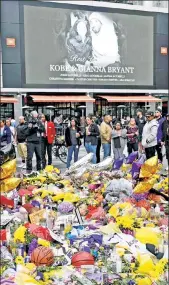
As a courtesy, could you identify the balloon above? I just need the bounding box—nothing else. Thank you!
[67,153,94,174]
[113,158,124,170]
[88,157,113,172]
[140,156,158,178]
[126,151,138,164]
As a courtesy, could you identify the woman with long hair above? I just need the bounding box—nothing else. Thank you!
[112,122,127,159]
[126,118,139,154]
[65,118,82,169]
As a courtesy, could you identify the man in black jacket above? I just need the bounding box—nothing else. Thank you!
[16,116,27,168]
[26,111,45,172]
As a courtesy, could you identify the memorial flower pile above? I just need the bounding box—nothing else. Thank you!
[0,154,168,284]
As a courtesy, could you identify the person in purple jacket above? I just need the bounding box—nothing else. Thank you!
[155,107,165,162]
[0,119,12,147]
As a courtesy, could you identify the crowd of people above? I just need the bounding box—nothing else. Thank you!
[0,108,169,173]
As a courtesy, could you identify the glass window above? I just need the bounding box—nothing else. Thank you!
[152,1,168,8]
[0,103,14,119]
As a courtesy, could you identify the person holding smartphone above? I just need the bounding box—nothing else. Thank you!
[65,118,82,169]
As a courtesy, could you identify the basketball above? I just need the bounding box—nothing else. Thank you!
[31,246,54,266]
[71,252,95,267]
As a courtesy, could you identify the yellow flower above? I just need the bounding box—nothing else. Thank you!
[45,165,54,172]
[41,190,53,199]
[38,238,50,247]
[64,193,79,203]
[54,168,60,174]
[116,216,134,230]
[38,176,46,183]
[52,193,65,202]
[14,225,27,243]
[109,205,119,218]
[136,277,152,285]
[15,256,25,265]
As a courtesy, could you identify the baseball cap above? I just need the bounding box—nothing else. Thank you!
[146,110,154,117]
[155,107,162,113]
[136,108,143,113]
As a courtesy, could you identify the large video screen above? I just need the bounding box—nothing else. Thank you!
[23,3,154,86]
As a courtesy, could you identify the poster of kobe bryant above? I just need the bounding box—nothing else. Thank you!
[23,4,154,86]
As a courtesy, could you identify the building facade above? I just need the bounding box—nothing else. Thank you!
[1,0,168,120]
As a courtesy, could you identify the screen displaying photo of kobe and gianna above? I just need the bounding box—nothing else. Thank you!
[23,4,154,86]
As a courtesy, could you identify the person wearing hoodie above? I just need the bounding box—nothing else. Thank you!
[142,111,158,159]
[155,108,165,162]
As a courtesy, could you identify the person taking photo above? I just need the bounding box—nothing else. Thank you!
[26,111,45,173]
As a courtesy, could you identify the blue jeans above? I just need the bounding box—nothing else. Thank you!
[102,143,111,159]
[67,145,79,168]
[85,143,97,164]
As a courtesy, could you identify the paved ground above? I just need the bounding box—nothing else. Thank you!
[16,145,167,174]
[16,146,104,173]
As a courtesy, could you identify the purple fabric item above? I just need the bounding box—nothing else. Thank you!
[126,151,138,164]
[157,117,165,143]
[131,161,142,179]
[137,154,146,164]
[113,158,124,170]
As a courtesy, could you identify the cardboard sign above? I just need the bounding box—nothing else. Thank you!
[29,209,45,224]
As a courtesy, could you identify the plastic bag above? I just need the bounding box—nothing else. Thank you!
[0,177,21,193]
[0,159,16,180]
[123,144,128,158]
[0,143,16,165]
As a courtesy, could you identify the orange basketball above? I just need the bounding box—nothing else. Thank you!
[31,246,54,266]
[71,252,95,267]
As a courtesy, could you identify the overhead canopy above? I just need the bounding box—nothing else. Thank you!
[31,95,95,103]
[0,97,18,103]
[97,95,162,103]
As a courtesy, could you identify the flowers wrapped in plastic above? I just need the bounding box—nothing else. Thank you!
[139,156,158,178]
[0,159,16,180]
[0,177,21,193]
